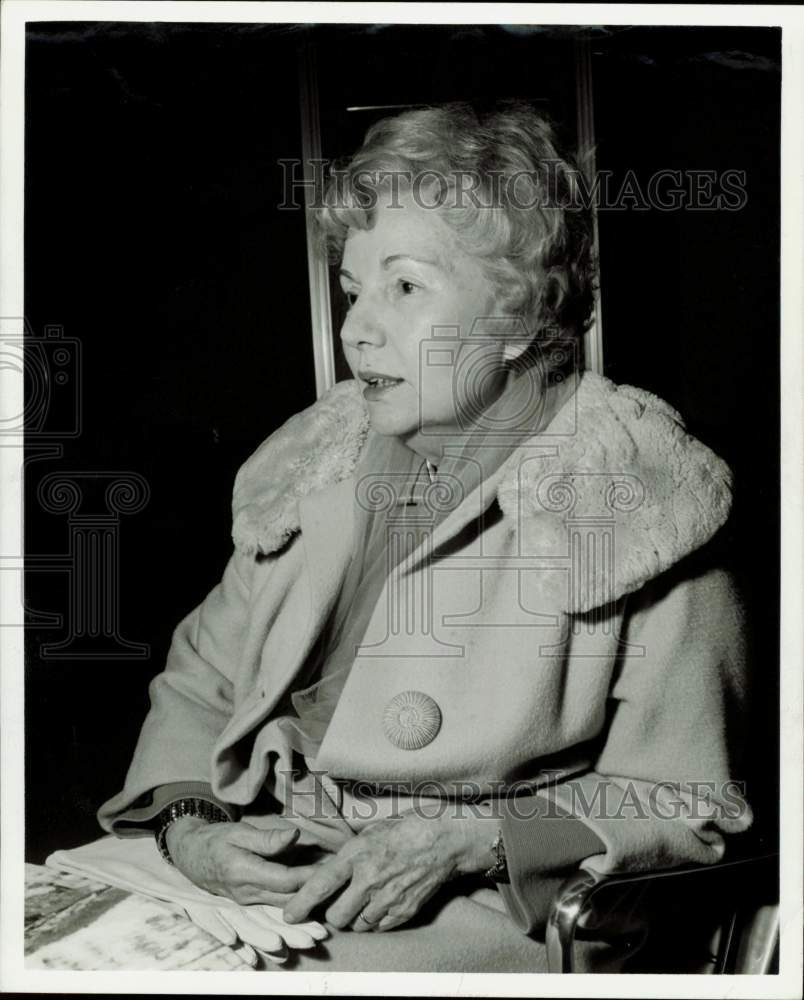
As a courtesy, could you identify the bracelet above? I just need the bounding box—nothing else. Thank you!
[484,827,509,882]
[154,797,231,865]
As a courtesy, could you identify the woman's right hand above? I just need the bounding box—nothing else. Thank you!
[165,815,324,906]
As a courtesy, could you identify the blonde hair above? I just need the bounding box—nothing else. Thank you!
[314,102,597,345]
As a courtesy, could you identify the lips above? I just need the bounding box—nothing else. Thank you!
[358,370,404,386]
[359,370,405,402]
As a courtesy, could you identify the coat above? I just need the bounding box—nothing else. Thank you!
[98,371,752,971]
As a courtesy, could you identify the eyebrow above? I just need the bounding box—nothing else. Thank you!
[338,254,448,282]
[381,253,446,270]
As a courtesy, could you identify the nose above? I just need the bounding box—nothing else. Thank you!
[340,296,386,351]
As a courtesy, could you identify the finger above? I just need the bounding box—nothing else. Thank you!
[282,859,352,924]
[239,817,336,854]
[233,886,296,907]
[351,907,383,934]
[325,883,371,930]
[230,825,301,858]
[231,849,320,894]
[283,820,348,851]
[218,909,285,954]
[376,899,422,932]
[377,912,408,932]
[354,867,422,931]
[376,882,438,933]
[268,862,320,888]
[226,845,316,892]
[229,888,289,907]
[351,899,386,933]
[238,817,296,833]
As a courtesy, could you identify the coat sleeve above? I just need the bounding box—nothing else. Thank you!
[496,556,753,933]
[100,781,240,838]
[96,545,257,836]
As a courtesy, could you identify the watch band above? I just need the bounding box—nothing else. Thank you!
[484,827,509,882]
[154,797,231,865]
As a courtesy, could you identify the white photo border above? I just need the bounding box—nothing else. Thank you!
[2,3,802,997]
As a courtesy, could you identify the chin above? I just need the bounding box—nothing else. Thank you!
[362,390,420,438]
[367,412,418,438]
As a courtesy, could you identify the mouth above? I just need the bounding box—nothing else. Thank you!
[358,370,404,388]
[359,371,405,400]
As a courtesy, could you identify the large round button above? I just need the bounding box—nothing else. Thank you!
[382,691,442,750]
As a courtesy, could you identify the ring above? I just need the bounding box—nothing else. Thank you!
[356,909,378,926]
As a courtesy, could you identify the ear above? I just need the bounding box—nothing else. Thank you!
[501,337,533,364]
[471,314,534,365]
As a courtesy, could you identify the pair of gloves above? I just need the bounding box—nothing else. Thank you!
[46,833,328,967]
[179,900,327,967]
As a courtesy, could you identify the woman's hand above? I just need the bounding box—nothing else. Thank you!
[282,808,498,932]
[166,815,326,906]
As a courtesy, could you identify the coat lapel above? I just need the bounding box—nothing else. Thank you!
[297,476,360,625]
[231,372,734,614]
[251,474,359,710]
[213,475,359,756]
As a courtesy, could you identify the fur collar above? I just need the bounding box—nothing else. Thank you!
[232,379,371,558]
[232,374,732,612]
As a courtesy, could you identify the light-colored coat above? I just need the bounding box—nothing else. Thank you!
[99,372,752,882]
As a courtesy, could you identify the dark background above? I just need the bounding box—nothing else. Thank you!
[24,23,781,862]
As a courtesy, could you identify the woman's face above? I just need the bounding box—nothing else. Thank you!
[338,188,506,455]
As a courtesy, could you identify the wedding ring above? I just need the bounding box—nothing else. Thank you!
[356,909,378,926]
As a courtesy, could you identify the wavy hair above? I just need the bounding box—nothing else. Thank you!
[314,102,597,346]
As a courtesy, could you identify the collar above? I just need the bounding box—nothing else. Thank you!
[232,373,732,611]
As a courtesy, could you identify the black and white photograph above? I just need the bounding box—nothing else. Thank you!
[1,2,801,995]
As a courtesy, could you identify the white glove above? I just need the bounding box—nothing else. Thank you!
[183,901,329,965]
[181,903,261,967]
[46,835,328,966]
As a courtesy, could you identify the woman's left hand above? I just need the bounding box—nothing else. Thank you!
[281,808,495,932]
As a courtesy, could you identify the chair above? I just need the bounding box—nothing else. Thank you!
[545,852,779,974]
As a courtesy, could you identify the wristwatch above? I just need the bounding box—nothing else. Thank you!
[154,797,231,865]
[484,827,509,882]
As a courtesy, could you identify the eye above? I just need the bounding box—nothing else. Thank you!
[398,280,419,295]
[344,290,358,308]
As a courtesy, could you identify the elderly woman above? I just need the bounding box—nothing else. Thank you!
[98,104,751,972]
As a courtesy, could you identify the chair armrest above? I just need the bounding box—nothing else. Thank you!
[545,853,778,974]
[545,867,608,973]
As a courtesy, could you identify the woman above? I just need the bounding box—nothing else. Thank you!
[98,104,752,972]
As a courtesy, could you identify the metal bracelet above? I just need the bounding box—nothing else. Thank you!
[154,797,231,865]
[484,827,509,882]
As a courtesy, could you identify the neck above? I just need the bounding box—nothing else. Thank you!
[401,363,578,465]
[401,423,457,466]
